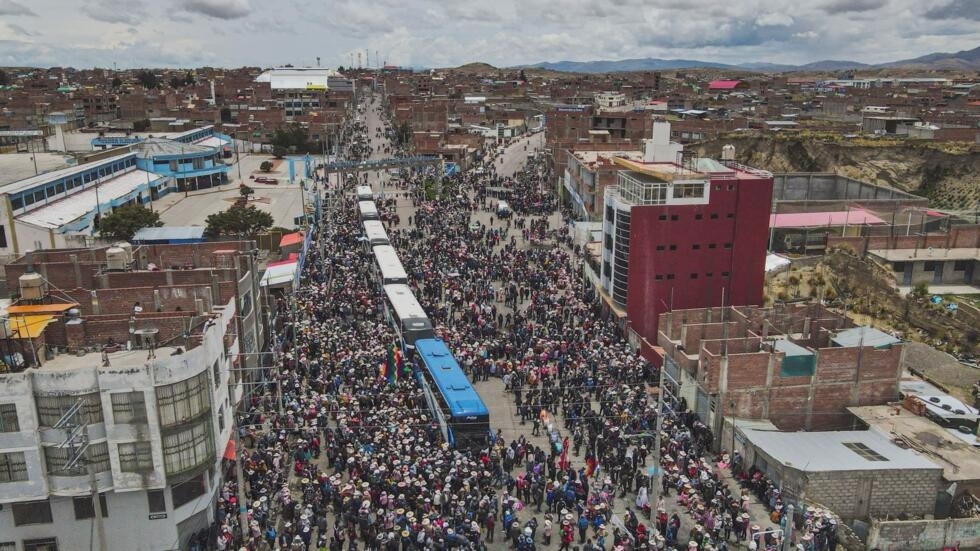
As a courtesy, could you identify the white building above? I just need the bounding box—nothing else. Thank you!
[0,298,243,551]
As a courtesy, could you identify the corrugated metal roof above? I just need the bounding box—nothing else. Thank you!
[133,226,205,242]
[745,429,940,472]
[17,169,159,230]
[769,210,887,229]
[831,326,900,349]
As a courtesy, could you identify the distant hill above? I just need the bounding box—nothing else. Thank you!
[527,58,739,73]
[878,45,980,70]
[520,45,980,74]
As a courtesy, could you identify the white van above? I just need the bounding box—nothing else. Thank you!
[496,200,512,218]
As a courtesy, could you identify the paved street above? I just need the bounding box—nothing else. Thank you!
[350,93,780,550]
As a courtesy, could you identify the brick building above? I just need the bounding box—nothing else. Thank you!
[655,303,904,439]
[0,241,267,551]
[739,427,941,521]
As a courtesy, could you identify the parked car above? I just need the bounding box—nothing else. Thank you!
[254,177,278,184]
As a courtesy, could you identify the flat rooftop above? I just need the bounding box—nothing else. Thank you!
[849,405,980,482]
[869,248,980,262]
[0,153,73,187]
[572,150,644,165]
[745,427,941,472]
[41,346,181,371]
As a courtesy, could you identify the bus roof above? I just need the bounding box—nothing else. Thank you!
[358,200,379,217]
[383,284,429,322]
[362,220,389,244]
[373,245,408,281]
[356,185,373,198]
[415,338,489,417]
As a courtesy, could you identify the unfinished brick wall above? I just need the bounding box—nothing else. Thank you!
[57,313,198,351]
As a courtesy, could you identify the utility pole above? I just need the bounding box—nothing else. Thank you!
[650,362,666,501]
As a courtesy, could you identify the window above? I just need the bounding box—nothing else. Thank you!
[706,272,714,278]
[670,214,679,221]
[12,500,53,525]
[212,360,221,388]
[161,418,213,476]
[673,183,704,198]
[692,244,701,250]
[118,442,153,473]
[666,274,675,280]
[655,275,664,280]
[721,271,731,277]
[111,392,147,424]
[147,490,167,513]
[217,405,225,432]
[893,261,907,272]
[73,494,109,519]
[694,214,703,220]
[0,404,18,432]
[843,441,889,462]
[35,393,103,427]
[33,191,45,204]
[708,243,717,249]
[10,197,23,210]
[171,471,207,508]
[0,452,28,482]
[169,160,178,171]
[669,245,677,251]
[954,260,970,271]
[156,371,211,427]
[23,539,58,551]
[192,157,205,170]
[44,442,109,474]
[727,184,735,191]
[710,213,719,220]
[55,183,65,194]
[0,542,14,551]
[656,245,665,251]
[658,214,668,221]
[690,273,698,279]
[724,243,733,249]
[0,224,7,248]
[726,213,734,218]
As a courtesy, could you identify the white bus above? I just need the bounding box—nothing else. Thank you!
[356,185,374,201]
[372,245,409,286]
[358,200,380,221]
[362,220,390,249]
[383,284,434,350]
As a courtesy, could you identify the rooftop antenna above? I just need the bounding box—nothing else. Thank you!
[316,56,321,68]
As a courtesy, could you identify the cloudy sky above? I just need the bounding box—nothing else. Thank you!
[0,0,978,69]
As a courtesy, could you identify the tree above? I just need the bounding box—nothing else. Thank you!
[205,204,273,238]
[136,70,159,89]
[259,161,273,172]
[519,69,527,82]
[270,123,312,153]
[239,184,254,202]
[220,106,233,123]
[272,146,288,159]
[97,204,162,241]
[111,76,122,89]
[0,69,8,86]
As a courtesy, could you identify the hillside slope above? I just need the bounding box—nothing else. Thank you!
[694,137,980,209]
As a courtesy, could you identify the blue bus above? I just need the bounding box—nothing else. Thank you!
[414,338,490,450]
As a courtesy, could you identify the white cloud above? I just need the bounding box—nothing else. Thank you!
[0,0,36,16]
[2,0,977,69]
[180,0,250,19]
[755,13,794,26]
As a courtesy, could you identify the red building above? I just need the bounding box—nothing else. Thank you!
[598,142,773,358]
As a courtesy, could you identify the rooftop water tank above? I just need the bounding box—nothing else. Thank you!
[105,247,128,271]
[19,272,45,300]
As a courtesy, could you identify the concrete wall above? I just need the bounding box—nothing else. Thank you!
[868,517,980,551]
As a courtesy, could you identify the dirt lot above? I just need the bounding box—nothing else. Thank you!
[904,341,980,401]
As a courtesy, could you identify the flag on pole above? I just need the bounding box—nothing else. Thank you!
[394,346,405,381]
[385,342,399,385]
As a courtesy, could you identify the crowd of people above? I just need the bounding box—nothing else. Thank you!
[205,93,819,551]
